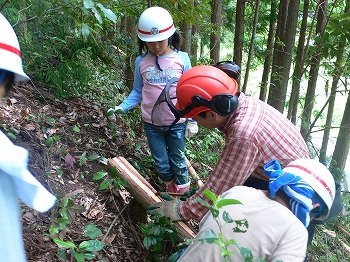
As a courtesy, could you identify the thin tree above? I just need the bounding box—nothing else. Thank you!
[210,0,222,62]
[234,0,245,75]
[287,0,311,123]
[259,0,277,102]
[242,0,260,93]
[330,86,350,182]
[320,1,350,165]
[300,0,328,139]
[267,0,300,113]
[179,0,194,54]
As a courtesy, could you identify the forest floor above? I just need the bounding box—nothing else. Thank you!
[0,80,185,261]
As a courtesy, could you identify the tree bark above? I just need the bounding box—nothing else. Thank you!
[287,0,310,123]
[210,0,222,62]
[267,0,300,113]
[259,0,277,102]
[300,0,328,139]
[330,91,350,181]
[242,0,260,93]
[234,0,245,76]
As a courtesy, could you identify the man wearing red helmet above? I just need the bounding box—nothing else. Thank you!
[148,64,343,249]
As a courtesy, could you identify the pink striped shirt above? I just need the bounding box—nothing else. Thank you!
[178,92,310,220]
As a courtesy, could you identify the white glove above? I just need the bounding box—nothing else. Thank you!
[107,105,124,121]
[147,193,182,221]
[185,121,198,138]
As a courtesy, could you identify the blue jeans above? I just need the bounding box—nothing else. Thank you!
[143,122,189,185]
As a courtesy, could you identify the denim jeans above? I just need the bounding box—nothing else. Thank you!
[143,121,189,185]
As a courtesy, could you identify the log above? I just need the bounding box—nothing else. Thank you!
[108,156,196,239]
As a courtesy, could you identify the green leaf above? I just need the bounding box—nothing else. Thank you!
[46,137,53,147]
[81,23,90,36]
[84,224,102,239]
[87,154,100,160]
[73,125,80,133]
[203,189,217,202]
[106,110,114,116]
[222,210,234,223]
[72,250,85,262]
[7,132,16,139]
[143,236,155,250]
[99,179,111,190]
[83,0,94,8]
[92,7,103,24]
[53,238,77,249]
[80,240,104,252]
[97,3,117,23]
[93,171,107,180]
[79,241,89,250]
[216,198,242,208]
[110,166,117,178]
[239,246,254,261]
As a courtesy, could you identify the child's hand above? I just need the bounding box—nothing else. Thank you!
[106,105,125,121]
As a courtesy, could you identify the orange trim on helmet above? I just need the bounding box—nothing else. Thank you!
[286,163,334,201]
[0,42,21,57]
[138,23,174,35]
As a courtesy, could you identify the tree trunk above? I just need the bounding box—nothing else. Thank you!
[125,15,136,90]
[191,24,198,63]
[179,0,194,54]
[287,0,310,123]
[300,0,328,139]
[259,0,277,102]
[267,0,300,113]
[320,1,349,165]
[242,0,260,93]
[330,91,350,182]
[210,0,222,62]
[234,0,245,78]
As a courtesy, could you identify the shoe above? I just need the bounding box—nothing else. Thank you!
[165,180,176,193]
[175,180,191,194]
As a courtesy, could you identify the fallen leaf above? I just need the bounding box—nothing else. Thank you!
[104,233,116,245]
[65,153,76,169]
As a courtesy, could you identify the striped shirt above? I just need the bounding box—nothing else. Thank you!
[178,92,310,220]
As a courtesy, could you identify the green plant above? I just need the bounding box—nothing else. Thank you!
[93,166,128,190]
[139,213,178,262]
[0,124,19,140]
[179,190,268,262]
[49,196,86,237]
[54,224,105,262]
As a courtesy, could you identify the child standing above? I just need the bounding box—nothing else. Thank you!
[108,6,197,193]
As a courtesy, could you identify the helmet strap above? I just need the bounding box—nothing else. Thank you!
[155,55,163,71]
[0,70,6,85]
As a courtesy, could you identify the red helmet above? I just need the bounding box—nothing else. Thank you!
[175,65,239,118]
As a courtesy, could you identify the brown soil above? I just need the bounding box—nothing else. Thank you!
[0,81,179,262]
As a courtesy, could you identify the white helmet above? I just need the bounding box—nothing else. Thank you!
[0,13,29,81]
[138,6,176,42]
[283,159,336,221]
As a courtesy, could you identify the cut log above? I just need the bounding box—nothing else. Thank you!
[108,156,196,239]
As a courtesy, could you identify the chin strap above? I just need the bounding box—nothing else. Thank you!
[156,55,163,71]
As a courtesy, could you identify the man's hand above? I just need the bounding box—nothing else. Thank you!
[106,105,124,121]
[185,120,198,138]
[147,192,182,221]
[180,188,198,201]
